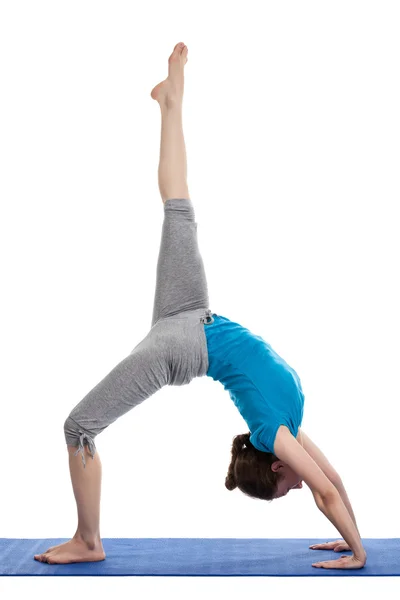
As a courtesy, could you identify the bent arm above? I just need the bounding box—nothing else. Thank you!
[315,489,366,561]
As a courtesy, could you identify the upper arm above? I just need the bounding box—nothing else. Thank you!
[296,428,341,486]
[274,425,338,501]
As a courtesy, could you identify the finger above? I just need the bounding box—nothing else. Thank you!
[312,560,338,568]
[310,541,330,545]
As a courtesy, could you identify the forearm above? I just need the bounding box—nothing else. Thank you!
[317,490,366,560]
[334,479,361,537]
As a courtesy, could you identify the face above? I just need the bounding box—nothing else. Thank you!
[271,461,303,499]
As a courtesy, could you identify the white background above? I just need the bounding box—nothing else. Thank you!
[1,0,399,596]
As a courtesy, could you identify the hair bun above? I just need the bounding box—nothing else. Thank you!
[225,474,237,491]
[243,433,252,448]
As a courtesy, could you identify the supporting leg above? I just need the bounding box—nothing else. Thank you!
[67,442,103,545]
[33,442,105,564]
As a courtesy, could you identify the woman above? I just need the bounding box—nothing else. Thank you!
[34,43,366,570]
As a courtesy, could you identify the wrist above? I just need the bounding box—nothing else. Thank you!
[354,549,367,563]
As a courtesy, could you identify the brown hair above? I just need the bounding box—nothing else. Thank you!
[225,432,283,502]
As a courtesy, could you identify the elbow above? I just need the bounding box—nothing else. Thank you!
[313,481,340,508]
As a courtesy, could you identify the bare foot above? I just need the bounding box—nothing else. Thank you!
[34,536,106,564]
[151,42,188,109]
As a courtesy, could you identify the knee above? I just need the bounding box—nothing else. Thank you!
[63,415,96,448]
[64,415,81,447]
[63,415,97,468]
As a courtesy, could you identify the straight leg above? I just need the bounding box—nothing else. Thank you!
[151,42,190,203]
[149,43,211,326]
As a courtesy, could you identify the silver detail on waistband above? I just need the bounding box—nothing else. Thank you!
[200,308,214,325]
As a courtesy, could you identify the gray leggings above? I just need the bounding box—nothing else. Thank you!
[64,198,214,467]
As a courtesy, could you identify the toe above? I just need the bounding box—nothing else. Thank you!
[170,42,185,61]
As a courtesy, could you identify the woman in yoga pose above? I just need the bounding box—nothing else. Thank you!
[34,43,366,569]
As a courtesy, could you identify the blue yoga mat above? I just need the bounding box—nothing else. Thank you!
[0,538,398,576]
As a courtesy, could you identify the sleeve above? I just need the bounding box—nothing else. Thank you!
[249,421,284,455]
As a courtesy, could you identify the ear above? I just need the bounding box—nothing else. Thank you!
[270,460,285,473]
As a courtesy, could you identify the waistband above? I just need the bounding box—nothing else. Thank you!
[200,308,215,325]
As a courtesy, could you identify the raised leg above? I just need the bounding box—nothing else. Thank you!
[151,42,190,203]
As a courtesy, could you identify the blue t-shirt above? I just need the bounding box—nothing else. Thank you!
[203,313,304,455]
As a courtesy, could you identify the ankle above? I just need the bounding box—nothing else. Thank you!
[160,98,183,113]
[74,530,102,548]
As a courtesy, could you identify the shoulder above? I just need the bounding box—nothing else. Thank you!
[273,424,293,453]
[273,425,303,452]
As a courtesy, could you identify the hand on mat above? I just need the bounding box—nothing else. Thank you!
[309,539,350,552]
[311,554,366,570]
